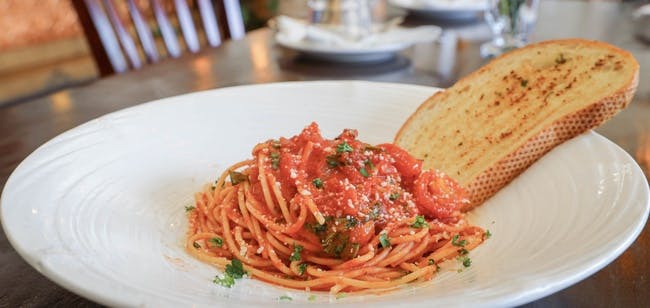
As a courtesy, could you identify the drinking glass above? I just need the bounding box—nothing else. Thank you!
[481,0,539,57]
[308,0,373,41]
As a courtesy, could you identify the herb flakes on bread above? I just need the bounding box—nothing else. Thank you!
[395,39,639,210]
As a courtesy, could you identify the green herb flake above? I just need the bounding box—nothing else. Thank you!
[359,167,369,178]
[461,256,472,268]
[485,230,492,239]
[368,203,382,221]
[212,259,246,288]
[389,192,400,201]
[312,178,323,189]
[209,237,223,247]
[326,155,340,168]
[520,79,528,87]
[271,140,281,149]
[278,295,292,301]
[185,205,195,212]
[270,152,280,170]
[410,215,429,229]
[379,233,391,248]
[336,141,353,154]
[458,248,469,255]
[229,171,249,185]
[308,294,317,301]
[213,274,235,288]
[428,259,435,266]
[225,259,247,279]
[193,241,201,249]
[451,234,467,247]
[290,244,304,261]
[345,216,358,229]
[306,221,327,234]
[298,263,308,276]
[336,292,347,299]
[364,159,375,170]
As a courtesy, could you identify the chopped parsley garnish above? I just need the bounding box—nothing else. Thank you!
[428,259,435,265]
[271,140,281,149]
[308,294,317,301]
[229,171,248,185]
[213,259,247,288]
[345,216,358,229]
[225,259,246,278]
[460,256,472,268]
[290,244,304,261]
[312,178,323,189]
[185,205,195,212]
[359,167,369,177]
[458,248,469,255]
[389,192,400,201]
[520,79,528,87]
[336,292,347,299]
[379,233,391,248]
[364,159,374,170]
[485,230,492,239]
[336,141,353,153]
[368,203,382,221]
[326,155,340,168]
[306,221,327,234]
[451,234,467,247]
[270,152,280,170]
[193,241,201,249]
[213,273,235,287]
[410,215,428,229]
[278,295,292,301]
[209,237,223,247]
[298,263,307,276]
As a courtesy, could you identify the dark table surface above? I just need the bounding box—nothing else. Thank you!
[1,0,649,306]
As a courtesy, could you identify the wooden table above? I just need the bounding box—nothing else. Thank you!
[1,0,648,306]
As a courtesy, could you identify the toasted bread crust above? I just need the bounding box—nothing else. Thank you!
[395,39,639,210]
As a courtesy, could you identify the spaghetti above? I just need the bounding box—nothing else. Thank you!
[186,123,486,293]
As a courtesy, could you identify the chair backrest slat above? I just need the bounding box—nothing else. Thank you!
[174,0,200,53]
[126,0,159,63]
[82,0,129,73]
[223,0,245,40]
[151,0,181,58]
[72,0,247,75]
[197,0,221,47]
[103,0,142,69]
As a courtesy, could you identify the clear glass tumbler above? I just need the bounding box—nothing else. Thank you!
[481,0,539,58]
[308,0,373,41]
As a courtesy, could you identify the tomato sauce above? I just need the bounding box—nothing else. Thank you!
[248,123,467,256]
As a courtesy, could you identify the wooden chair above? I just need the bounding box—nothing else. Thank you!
[71,0,245,76]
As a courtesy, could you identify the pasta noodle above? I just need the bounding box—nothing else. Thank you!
[186,123,486,294]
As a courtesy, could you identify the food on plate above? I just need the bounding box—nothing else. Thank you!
[186,123,486,293]
[395,39,639,209]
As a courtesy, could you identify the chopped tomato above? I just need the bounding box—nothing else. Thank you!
[377,143,422,187]
[413,170,466,221]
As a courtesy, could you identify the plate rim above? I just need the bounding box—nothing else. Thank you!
[1,80,648,307]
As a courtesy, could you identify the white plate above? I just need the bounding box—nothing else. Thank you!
[275,31,414,63]
[389,0,487,20]
[1,81,648,307]
[275,33,412,63]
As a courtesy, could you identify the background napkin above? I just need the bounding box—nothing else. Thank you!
[275,15,441,49]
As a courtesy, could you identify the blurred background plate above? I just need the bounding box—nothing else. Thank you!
[389,0,487,20]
